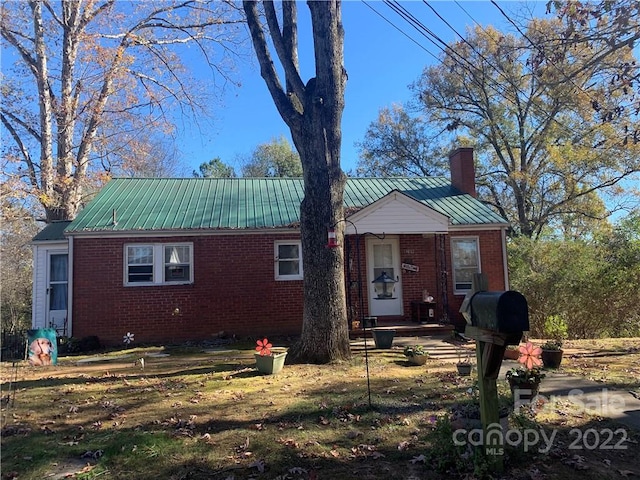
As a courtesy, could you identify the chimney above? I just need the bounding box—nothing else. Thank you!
[449,147,476,198]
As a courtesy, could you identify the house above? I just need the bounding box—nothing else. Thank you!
[31,148,510,346]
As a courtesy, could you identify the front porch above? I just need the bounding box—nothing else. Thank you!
[349,318,455,339]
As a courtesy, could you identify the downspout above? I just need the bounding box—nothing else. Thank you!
[501,228,509,289]
[67,235,74,337]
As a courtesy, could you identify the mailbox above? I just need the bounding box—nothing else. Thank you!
[470,291,529,344]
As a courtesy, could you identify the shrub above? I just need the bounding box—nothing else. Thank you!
[543,315,568,342]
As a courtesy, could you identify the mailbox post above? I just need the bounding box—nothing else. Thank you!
[460,274,529,473]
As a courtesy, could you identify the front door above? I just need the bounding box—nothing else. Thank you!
[47,252,68,335]
[367,236,403,316]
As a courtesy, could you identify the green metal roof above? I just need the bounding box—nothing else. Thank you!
[32,221,72,241]
[65,177,507,234]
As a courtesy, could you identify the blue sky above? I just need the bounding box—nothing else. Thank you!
[176,1,546,175]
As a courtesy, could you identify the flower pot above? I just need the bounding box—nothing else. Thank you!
[508,378,541,403]
[371,329,395,349]
[504,348,520,360]
[457,363,472,376]
[541,348,563,369]
[406,355,428,366]
[362,316,378,328]
[254,350,287,375]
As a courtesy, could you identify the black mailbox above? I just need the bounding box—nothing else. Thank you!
[470,290,529,334]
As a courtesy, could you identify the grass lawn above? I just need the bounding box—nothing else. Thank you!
[1,337,639,480]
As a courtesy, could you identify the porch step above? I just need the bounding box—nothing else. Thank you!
[349,322,454,339]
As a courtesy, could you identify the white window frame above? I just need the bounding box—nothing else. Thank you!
[274,240,303,281]
[125,243,193,286]
[451,236,481,294]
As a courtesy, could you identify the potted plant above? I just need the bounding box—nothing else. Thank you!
[456,347,473,376]
[254,338,287,375]
[541,314,568,368]
[505,342,546,403]
[540,340,564,369]
[403,345,429,365]
[504,345,520,360]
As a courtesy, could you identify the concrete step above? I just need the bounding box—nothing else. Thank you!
[349,322,454,339]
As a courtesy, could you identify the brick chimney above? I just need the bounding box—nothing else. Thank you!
[449,147,476,198]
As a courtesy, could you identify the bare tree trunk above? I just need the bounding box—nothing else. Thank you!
[244,0,350,363]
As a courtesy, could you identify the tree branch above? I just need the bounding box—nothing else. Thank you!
[263,1,305,100]
[1,113,39,190]
[243,1,302,129]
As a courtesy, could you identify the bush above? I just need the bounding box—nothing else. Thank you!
[59,336,100,354]
[543,315,568,342]
[508,224,640,339]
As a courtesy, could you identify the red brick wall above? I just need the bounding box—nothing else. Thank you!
[71,229,506,345]
[72,234,304,345]
[398,235,439,319]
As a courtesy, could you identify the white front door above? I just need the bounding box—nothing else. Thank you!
[367,236,403,316]
[47,252,68,335]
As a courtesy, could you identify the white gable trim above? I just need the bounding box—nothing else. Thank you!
[345,190,450,234]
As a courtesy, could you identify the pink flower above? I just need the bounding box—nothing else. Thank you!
[256,338,273,356]
[518,342,542,370]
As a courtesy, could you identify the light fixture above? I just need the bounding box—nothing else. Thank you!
[372,271,397,299]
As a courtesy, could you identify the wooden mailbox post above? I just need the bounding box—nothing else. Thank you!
[460,274,529,473]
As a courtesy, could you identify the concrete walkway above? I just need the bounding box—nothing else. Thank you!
[535,370,640,430]
[350,334,640,431]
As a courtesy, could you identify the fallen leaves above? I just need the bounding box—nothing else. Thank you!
[249,459,266,473]
[563,454,589,470]
[81,449,104,460]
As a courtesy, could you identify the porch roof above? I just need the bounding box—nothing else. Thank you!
[65,177,507,234]
[32,221,72,242]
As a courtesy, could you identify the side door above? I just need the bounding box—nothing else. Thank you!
[47,252,68,336]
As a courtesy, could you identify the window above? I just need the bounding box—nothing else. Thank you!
[275,241,303,280]
[125,243,193,285]
[127,245,154,283]
[164,245,191,282]
[451,237,480,293]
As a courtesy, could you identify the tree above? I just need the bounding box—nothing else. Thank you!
[1,0,243,222]
[544,0,640,118]
[410,21,640,238]
[0,193,39,337]
[243,0,350,363]
[241,136,302,177]
[114,133,183,178]
[193,157,236,178]
[508,210,640,338]
[355,104,449,177]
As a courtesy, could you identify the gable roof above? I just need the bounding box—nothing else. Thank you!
[346,190,451,234]
[65,177,507,234]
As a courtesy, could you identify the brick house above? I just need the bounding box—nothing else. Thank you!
[31,148,510,346]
